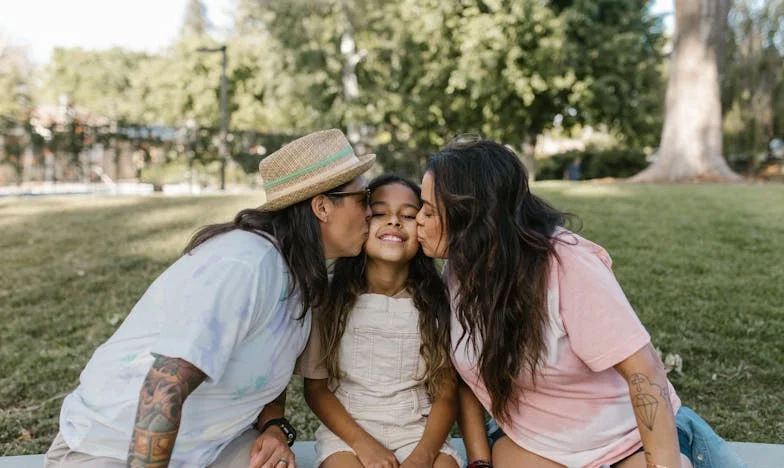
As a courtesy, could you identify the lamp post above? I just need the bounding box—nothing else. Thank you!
[196,45,228,190]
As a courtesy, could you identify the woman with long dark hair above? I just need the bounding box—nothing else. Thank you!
[297,174,461,468]
[415,139,746,468]
[45,129,374,468]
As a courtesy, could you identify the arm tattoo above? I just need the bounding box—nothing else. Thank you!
[628,373,670,432]
[127,355,206,467]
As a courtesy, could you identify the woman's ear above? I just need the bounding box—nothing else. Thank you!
[311,195,331,223]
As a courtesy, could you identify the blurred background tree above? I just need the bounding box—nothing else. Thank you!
[0,40,33,123]
[0,39,34,183]
[722,0,784,176]
[1,0,782,186]
[39,47,148,122]
[181,0,210,39]
[633,0,738,181]
[244,0,668,175]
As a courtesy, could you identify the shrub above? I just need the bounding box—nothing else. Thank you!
[536,148,649,180]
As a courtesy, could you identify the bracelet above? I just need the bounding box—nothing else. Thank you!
[257,417,297,447]
[467,459,493,468]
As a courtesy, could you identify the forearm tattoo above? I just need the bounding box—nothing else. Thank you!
[629,373,670,432]
[127,355,206,467]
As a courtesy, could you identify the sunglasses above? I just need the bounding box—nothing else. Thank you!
[325,188,371,207]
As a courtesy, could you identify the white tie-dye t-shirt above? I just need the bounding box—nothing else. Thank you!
[59,230,311,467]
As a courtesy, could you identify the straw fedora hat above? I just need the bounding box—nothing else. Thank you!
[257,129,375,211]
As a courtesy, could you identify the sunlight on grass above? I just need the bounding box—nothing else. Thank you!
[533,180,633,198]
[1,184,782,455]
[2,195,145,216]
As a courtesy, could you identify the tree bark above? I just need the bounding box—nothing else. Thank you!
[339,1,364,147]
[632,0,740,182]
[520,134,537,182]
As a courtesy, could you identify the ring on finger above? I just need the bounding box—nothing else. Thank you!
[276,457,289,466]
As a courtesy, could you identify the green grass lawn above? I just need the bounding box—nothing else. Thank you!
[1,182,782,456]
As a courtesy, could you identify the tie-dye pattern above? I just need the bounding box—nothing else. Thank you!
[58,230,311,467]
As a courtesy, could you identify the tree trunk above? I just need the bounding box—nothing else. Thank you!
[338,1,365,149]
[520,134,537,182]
[632,0,740,182]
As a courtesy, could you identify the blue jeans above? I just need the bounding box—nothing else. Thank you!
[675,406,747,468]
[485,406,747,467]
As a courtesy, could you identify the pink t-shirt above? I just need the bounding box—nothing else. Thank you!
[450,231,680,468]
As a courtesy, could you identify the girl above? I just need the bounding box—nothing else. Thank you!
[415,139,747,468]
[297,174,463,468]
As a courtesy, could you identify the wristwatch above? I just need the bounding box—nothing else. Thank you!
[258,417,297,447]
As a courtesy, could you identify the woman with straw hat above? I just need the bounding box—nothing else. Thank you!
[45,129,375,468]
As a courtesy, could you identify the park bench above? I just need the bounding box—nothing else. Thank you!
[1,439,781,467]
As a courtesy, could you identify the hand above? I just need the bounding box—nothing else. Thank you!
[354,436,400,468]
[249,427,296,468]
[400,447,436,468]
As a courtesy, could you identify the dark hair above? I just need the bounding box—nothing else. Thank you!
[318,174,454,398]
[427,139,573,422]
[183,185,350,319]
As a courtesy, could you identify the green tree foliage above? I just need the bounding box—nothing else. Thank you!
[560,0,667,148]
[233,0,268,37]
[181,0,209,39]
[249,0,667,174]
[536,148,648,180]
[126,39,224,127]
[0,41,33,182]
[722,0,784,170]
[227,36,299,132]
[0,41,33,122]
[19,1,674,179]
[39,47,149,121]
[244,0,357,131]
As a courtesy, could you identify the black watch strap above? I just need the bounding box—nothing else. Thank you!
[259,417,297,447]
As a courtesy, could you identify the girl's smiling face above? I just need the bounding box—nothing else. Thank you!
[365,182,421,264]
